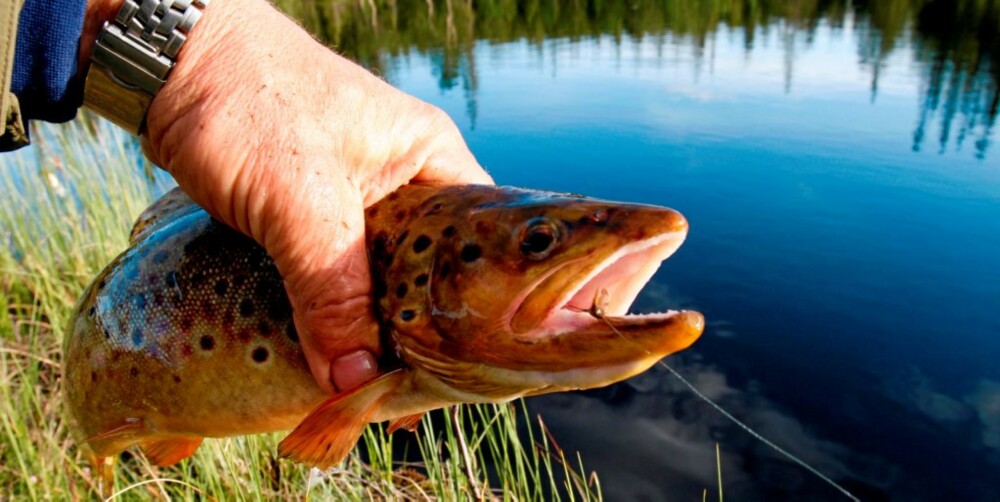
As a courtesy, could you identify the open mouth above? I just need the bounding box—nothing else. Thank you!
[552,229,688,332]
[513,225,692,337]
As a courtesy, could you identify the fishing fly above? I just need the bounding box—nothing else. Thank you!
[588,289,860,502]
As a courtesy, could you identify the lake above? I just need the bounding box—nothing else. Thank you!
[280,1,1000,500]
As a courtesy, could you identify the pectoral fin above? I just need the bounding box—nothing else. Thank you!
[142,436,203,466]
[387,413,425,434]
[85,418,145,455]
[279,369,407,469]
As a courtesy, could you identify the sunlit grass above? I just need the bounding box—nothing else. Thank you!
[0,118,600,500]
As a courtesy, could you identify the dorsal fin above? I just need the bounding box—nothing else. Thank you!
[129,187,200,244]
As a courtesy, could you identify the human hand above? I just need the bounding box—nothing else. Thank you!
[83,0,494,394]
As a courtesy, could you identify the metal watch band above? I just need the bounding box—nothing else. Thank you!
[84,0,210,135]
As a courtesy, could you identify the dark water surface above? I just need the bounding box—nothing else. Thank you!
[283,1,1000,500]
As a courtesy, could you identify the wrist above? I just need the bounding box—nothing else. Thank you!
[80,0,123,79]
[80,0,217,134]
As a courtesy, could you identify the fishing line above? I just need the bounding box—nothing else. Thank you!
[590,294,859,501]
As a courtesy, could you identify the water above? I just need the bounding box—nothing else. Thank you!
[289,1,1000,500]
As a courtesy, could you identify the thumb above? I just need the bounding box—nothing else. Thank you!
[264,177,381,394]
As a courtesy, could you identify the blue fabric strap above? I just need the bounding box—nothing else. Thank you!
[12,0,87,122]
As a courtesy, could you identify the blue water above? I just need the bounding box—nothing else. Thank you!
[386,22,1000,501]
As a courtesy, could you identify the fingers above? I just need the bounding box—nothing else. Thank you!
[330,350,379,392]
[270,177,382,394]
[417,140,494,187]
[415,113,495,187]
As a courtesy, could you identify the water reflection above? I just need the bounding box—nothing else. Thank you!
[277,0,1000,158]
[528,357,894,500]
[265,1,1000,499]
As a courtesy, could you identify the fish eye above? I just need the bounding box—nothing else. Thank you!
[519,219,560,260]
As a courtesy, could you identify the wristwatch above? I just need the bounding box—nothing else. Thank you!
[83,0,210,135]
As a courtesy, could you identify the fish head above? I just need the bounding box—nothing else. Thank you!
[367,185,703,399]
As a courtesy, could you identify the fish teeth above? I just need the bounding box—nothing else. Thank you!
[621,309,680,319]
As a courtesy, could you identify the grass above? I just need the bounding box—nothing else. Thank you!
[0,117,601,500]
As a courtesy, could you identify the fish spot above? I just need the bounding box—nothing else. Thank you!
[285,323,299,343]
[214,279,229,296]
[199,335,215,351]
[97,279,106,291]
[131,327,144,347]
[91,371,98,383]
[400,310,416,322]
[254,279,275,299]
[414,274,428,287]
[222,311,235,327]
[367,207,379,218]
[475,220,496,234]
[258,320,273,336]
[267,296,290,321]
[252,347,269,363]
[461,244,482,262]
[413,235,431,253]
[130,366,139,377]
[373,233,389,261]
[173,375,181,383]
[442,226,456,238]
[439,262,451,279]
[397,230,409,246]
[165,271,178,288]
[152,250,170,264]
[387,191,400,201]
[239,299,255,317]
[395,210,406,222]
[237,330,252,343]
[396,283,408,299]
[87,306,95,318]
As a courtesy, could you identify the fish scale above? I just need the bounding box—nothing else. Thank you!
[66,201,324,444]
[64,184,704,496]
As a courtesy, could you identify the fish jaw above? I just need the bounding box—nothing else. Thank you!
[405,197,704,397]
[508,204,690,334]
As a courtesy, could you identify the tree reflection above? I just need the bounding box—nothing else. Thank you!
[276,0,1000,158]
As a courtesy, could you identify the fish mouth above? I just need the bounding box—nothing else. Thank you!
[511,211,693,336]
[502,207,703,378]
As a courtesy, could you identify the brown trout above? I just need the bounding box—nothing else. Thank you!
[64,184,703,480]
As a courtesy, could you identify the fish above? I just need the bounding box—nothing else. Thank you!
[63,183,704,489]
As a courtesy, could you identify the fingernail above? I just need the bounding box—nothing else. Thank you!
[330,350,378,392]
